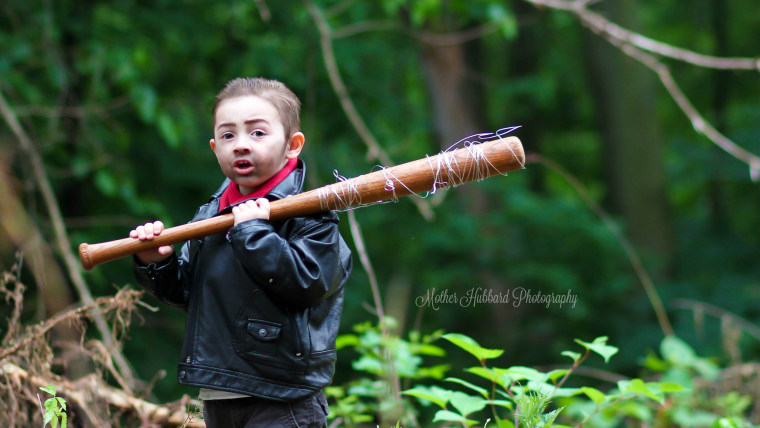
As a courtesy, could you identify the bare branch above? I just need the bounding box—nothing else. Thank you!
[615,41,760,178]
[304,0,435,220]
[13,97,129,119]
[527,0,759,71]
[331,19,500,46]
[524,0,760,179]
[527,0,760,70]
[330,20,398,39]
[0,287,143,361]
[0,84,139,385]
[1,362,204,427]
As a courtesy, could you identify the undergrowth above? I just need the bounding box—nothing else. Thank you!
[327,317,759,428]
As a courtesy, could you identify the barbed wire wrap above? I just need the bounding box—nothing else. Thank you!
[317,126,522,212]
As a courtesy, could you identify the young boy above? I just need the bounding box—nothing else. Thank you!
[130,77,352,427]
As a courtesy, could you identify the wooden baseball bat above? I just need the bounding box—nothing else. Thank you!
[78,136,524,270]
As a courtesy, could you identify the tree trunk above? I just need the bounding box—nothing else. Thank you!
[709,0,729,232]
[584,0,675,275]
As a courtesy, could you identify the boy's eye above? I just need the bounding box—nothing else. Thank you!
[252,130,265,138]
[222,132,234,140]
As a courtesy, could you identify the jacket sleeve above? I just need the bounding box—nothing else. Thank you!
[132,240,194,311]
[228,213,351,308]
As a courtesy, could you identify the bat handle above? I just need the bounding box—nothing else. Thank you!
[79,214,235,270]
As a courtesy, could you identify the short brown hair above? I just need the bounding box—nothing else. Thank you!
[212,77,301,138]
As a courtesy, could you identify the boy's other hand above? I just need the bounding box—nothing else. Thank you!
[232,198,270,225]
[129,221,174,265]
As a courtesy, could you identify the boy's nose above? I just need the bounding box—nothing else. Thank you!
[233,137,253,153]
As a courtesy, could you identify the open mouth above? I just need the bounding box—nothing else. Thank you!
[233,159,254,175]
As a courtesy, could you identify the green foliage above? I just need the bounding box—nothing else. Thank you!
[405,333,682,427]
[327,317,447,426]
[39,385,67,428]
[330,319,758,427]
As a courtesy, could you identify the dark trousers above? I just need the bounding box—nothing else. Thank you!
[202,392,329,428]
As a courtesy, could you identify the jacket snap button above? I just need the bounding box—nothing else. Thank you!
[258,328,267,337]
[179,370,186,379]
[268,278,274,283]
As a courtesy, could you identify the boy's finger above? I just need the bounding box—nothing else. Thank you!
[144,222,155,238]
[256,198,270,210]
[153,221,164,235]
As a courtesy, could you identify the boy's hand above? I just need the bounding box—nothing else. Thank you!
[129,221,174,265]
[232,198,270,225]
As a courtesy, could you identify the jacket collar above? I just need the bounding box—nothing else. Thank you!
[210,159,305,203]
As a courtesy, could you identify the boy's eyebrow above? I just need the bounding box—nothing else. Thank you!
[215,118,270,131]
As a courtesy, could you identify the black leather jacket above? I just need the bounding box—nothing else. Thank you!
[134,161,352,402]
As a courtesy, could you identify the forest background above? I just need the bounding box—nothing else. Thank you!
[1,0,759,426]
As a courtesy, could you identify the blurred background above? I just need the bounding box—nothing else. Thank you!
[1,0,759,419]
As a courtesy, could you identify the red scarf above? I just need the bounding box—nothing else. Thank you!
[218,158,298,212]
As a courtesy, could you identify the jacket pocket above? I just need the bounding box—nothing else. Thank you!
[234,318,282,357]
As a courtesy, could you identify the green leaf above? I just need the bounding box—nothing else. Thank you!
[545,369,569,382]
[94,170,119,197]
[660,336,719,379]
[415,343,446,357]
[402,385,454,409]
[466,366,510,389]
[541,407,563,427]
[487,399,514,411]
[157,112,181,148]
[56,396,67,411]
[504,366,547,383]
[450,391,488,416]
[561,350,581,363]
[618,379,662,403]
[574,337,618,363]
[416,364,450,380]
[660,335,697,365]
[651,381,685,393]
[335,334,359,350]
[580,386,607,404]
[446,377,489,398]
[487,4,518,40]
[443,333,504,361]
[40,385,56,396]
[45,398,58,413]
[130,84,157,122]
[351,355,382,376]
[433,409,478,425]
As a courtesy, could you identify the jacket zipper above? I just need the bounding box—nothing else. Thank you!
[289,311,303,358]
[183,239,204,365]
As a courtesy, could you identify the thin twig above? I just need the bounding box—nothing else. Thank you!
[0,288,142,361]
[527,154,674,337]
[330,19,501,46]
[346,211,384,322]
[672,299,760,343]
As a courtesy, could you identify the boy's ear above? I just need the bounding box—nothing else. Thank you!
[209,138,216,152]
[285,132,305,159]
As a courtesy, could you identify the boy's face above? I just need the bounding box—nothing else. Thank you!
[210,95,303,195]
